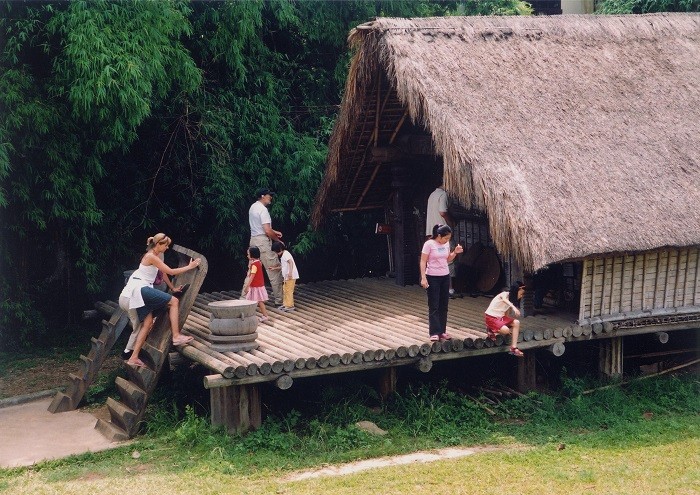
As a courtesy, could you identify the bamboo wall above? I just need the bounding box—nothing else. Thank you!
[579,247,700,323]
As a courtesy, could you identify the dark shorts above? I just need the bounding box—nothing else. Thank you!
[136,286,172,321]
[485,314,514,332]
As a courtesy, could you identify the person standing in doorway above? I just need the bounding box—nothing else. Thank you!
[245,187,283,306]
[426,180,457,296]
[420,224,463,342]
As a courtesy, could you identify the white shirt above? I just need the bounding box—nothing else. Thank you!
[485,292,513,317]
[119,263,159,309]
[249,200,271,237]
[425,187,448,236]
[280,250,299,280]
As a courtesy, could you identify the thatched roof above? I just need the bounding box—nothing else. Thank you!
[312,13,700,272]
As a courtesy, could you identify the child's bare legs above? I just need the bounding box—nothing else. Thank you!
[508,319,520,347]
[499,319,523,355]
[258,301,268,318]
[127,314,154,366]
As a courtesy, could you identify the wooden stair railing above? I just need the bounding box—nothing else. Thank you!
[94,244,208,441]
[47,308,131,413]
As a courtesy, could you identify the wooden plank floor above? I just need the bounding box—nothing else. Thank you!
[181,278,579,386]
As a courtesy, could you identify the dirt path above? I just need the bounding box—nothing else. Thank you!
[283,446,510,481]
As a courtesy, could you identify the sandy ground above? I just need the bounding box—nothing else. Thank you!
[0,398,125,468]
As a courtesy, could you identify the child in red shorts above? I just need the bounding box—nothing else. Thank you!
[484,283,525,356]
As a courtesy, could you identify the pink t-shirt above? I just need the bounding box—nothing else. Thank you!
[421,239,450,276]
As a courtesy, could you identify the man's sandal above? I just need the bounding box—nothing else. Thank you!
[429,334,440,342]
[439,333,452,341]
[509,347,524,357]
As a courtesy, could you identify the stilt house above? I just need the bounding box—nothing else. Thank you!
[312,13,700,333]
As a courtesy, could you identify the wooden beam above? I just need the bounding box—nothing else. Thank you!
[389,109,409,145]
[516,352,536,392]
[355,163,382,209]
[343,155,368,209]
[210,384,261,434]
[599,337,623,380]
[378,367,397,401]
[372,73,381,146]
[331,204,384,213]
[370,146,405,163]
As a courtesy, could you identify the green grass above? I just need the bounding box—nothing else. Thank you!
[0,373,698,494]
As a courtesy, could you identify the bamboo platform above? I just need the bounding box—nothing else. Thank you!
[181,277,582,388]
[167,277,700,432]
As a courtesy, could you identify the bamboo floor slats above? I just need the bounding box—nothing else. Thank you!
[178,278,572,386]
[178,277,697,388]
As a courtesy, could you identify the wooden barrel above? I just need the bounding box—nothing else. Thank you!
[207,300,259,352]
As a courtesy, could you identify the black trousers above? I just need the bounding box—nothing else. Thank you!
[426,274,450,336]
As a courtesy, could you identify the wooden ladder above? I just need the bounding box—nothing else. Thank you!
[93,244,208,441]
[47,308,130,413]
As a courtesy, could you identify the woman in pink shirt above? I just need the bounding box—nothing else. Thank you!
[420,224,463,341]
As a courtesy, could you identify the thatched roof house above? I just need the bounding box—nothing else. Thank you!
[312,13,700,273]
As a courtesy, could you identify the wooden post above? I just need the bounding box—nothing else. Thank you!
[655,332,669,344]
[516,352,536,392]
[210,384,261,434]
[599,337,623,380]
[378,367,397,401]
[521,273,535,317]
[391,165,409,286]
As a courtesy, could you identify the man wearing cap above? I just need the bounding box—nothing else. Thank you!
[245,187,284,306]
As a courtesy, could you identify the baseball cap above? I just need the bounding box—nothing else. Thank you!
[255,187,275,198]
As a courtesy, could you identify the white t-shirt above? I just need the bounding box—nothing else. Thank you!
[425,187,448,236]
[280,250,299,280]
[249,200,271,237]
[485,292,513,317]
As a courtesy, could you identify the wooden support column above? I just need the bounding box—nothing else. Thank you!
[599,337,623,380]
[391,165,410,286]
[516,352,537,392]
[521,273,535,317]
[378,367,397,401]
[210,384,261,434]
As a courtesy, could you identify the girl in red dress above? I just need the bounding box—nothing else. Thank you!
[244,246,270,322]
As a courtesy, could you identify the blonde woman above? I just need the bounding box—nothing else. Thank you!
[119,233,201,368]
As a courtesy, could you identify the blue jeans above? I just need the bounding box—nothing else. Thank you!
[426,274,450,336]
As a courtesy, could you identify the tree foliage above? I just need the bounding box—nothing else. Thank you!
[596,0,699,13]
[0,0,530,348]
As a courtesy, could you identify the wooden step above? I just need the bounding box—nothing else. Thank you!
[106,397,138,433]
[115,377,147,413]
[48,308,130,413]
[140,342,166,370]
[46,392,73,413]
[124,363,158,392]
[94,418,129,442]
